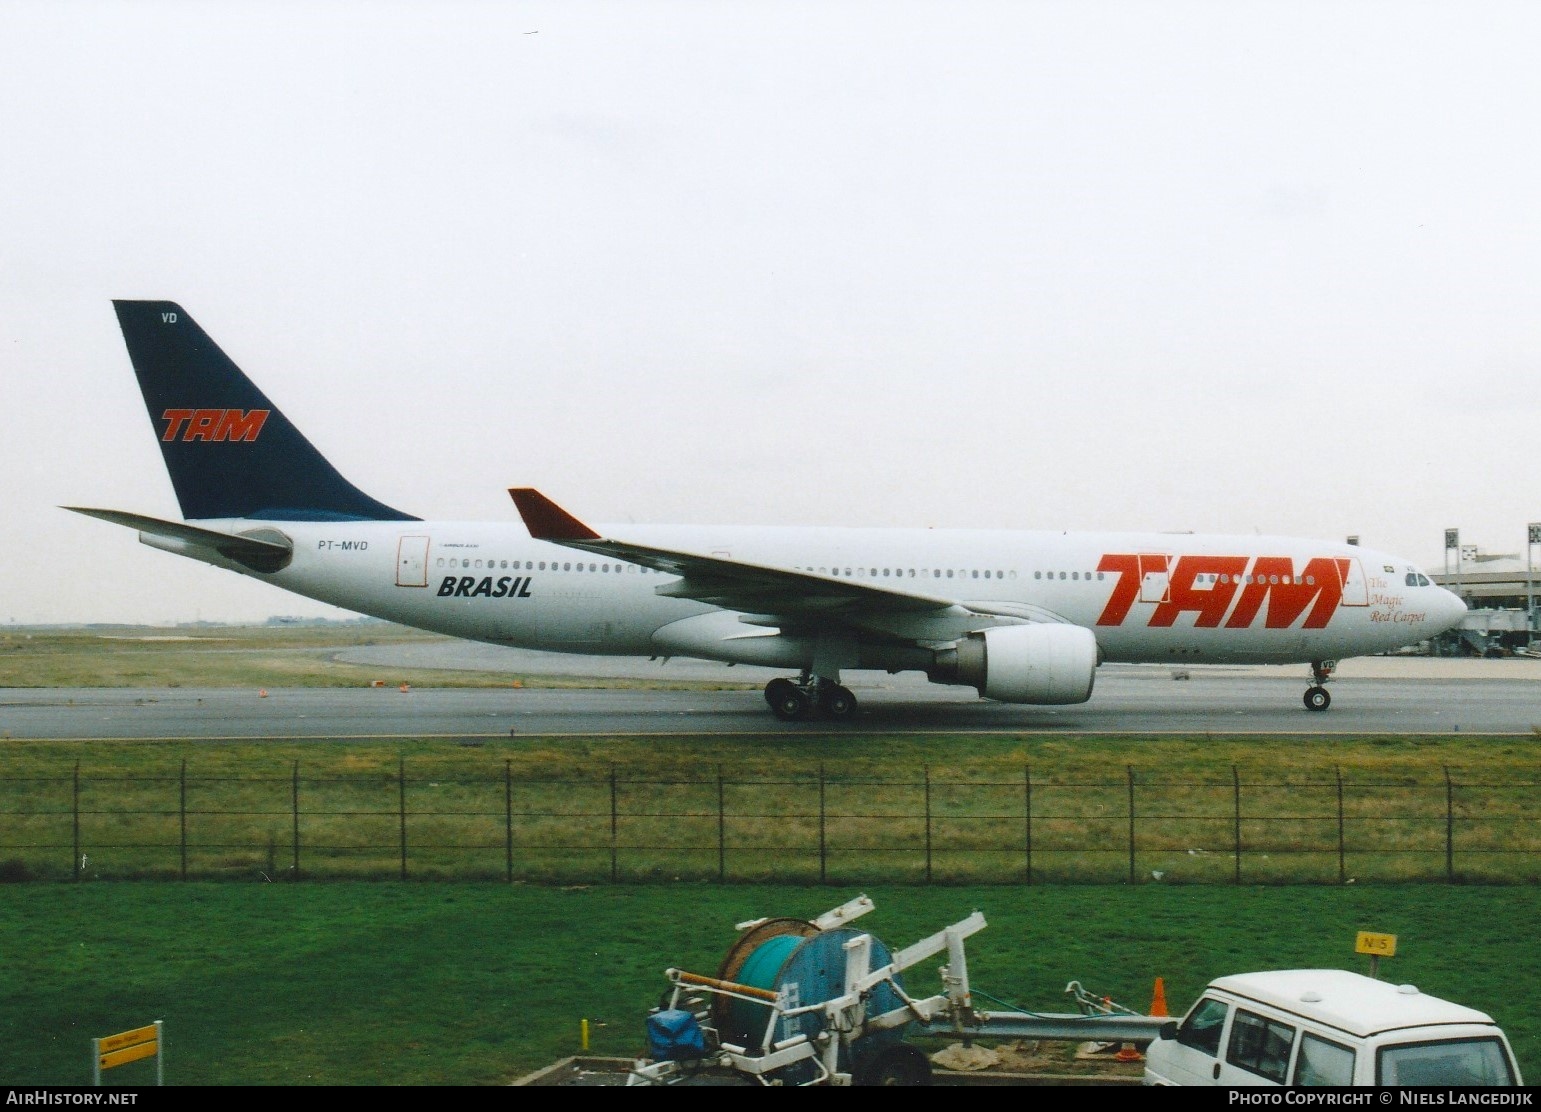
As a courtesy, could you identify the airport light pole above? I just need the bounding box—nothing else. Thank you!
[1529,523,1540,648]
[1443,529,1462,659]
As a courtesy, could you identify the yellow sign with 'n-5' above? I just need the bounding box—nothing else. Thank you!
[1355,931,1397,958]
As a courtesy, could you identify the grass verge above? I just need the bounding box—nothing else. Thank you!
[0,883,1533,1086]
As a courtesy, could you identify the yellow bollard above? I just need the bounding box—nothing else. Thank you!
[581,1018,590,1051]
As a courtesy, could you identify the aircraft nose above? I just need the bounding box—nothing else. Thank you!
[1434,587,1468,634]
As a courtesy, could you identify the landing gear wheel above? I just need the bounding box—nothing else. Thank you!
[767,681,812,720]
[764,677,798,709]
[817,683,858,720]
[1303,685,1331,712]
[853,1042,932,1086]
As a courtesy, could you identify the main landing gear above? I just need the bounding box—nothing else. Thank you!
[1303,659,1335,712]
[764,672,859,721]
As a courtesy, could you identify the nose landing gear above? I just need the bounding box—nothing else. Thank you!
[764,672,859,721]
[1303,659,1335,711]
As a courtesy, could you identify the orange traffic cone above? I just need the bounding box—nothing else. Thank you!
[1151,977,1168,1017]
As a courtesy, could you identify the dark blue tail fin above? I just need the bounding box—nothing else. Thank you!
[113,301,418,522]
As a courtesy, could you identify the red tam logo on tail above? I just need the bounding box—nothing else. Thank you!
[160,408,270,442]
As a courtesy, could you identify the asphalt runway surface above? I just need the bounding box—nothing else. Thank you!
[2,648,1539,738]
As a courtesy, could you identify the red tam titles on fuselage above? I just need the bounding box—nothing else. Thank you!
[1096,553,1350,630]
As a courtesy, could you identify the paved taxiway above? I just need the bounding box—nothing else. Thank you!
[2,650,1538,737]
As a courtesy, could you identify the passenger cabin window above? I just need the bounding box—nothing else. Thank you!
[1175,997,1228,1057]
[1294,1033,1355,1086]
[1226,1009,1295,1084]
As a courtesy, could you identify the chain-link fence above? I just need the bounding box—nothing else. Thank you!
[2,760,1538,884]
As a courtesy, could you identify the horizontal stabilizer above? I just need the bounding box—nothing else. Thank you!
[63,506,293,572]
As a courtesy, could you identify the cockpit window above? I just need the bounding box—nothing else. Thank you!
[1405,572,1432,587]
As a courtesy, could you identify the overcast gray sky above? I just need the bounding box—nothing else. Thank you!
[4,0,1539,625]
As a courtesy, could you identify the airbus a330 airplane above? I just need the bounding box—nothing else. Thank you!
[68,301,1468,721]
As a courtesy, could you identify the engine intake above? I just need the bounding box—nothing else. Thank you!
[928,624,1098,704]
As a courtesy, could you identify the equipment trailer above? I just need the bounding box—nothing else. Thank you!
[627,895,1169,1087]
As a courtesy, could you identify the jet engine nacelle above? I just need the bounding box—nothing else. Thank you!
[928,623,1098,704]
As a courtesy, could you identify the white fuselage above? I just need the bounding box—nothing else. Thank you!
[158,520,1466,674]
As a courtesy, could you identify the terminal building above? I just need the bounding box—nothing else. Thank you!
[1420,528,1540,657]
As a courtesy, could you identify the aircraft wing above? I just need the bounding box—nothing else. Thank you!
[509,488,1041,641]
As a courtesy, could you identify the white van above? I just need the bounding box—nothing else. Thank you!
[1143,969,1522,1087]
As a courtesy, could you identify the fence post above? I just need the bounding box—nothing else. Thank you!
[398,756,407,881]
[1232,764,1242,885]
[717,764,726,883]
[1127,765,1136,885]
[924,766,932,885]
[179,759,187,882]
[291,760,300,880]
[1024,764,1032,886]
[609,765,618,884]
[1336,766,1345,885]
[72,760,80,882]
[504,759,513,884]
[1445,765,1454,883]
[818,764,827,885]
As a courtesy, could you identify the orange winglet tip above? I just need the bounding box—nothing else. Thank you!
[509,488,601,541]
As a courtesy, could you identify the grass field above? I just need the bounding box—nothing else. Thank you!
[0,623,757,691]
[2,883,1535,1086]
[1,625,1536,1086]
